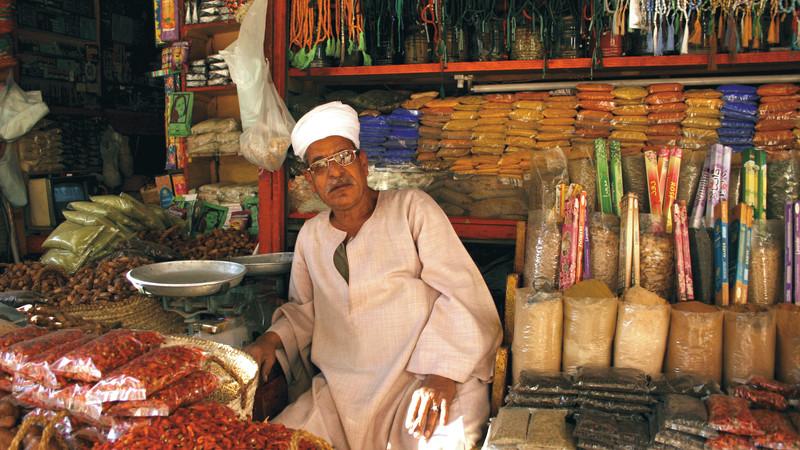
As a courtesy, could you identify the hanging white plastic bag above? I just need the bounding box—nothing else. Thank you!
[0,73,49,142]
[220,0,295,171]
[0,141,28,207]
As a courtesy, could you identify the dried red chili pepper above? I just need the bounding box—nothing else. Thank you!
[747,376,799,398]
[0,328,86,372]
[751,410,800,450]
[52,330,164,383]
[732,385,788,411]
[0,326,48,350]
[707,395,765,436]
[16,335,96,389]
[106,371,219,417]
[706,433,757,450]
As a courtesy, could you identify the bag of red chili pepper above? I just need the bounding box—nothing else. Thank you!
[752,410,800,450]
[747,376,799,398]
[705,433,757,450]
[105,370,219,417]
[52,330,164,383]
[732,385,788,411]
[0,328,86,372]
[0,373,10,393]
[15,335,96,389]
[86,345,205,403]
[707,395,765,436]
[0,326,48,350]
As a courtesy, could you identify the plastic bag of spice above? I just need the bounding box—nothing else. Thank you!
[747,221,783,306]
[561,281,618,372]
[567,150,597,213]
[17,335,96,389]
[53,330,165,383]
[775,304,800,384]
[523,210,562,292]
[747,375,798,397]
[707,395,764,436]
[654,430,706,450]
[621,154,648,213]
[573,412,650,448]
[0,328,86,373]
[638,215,674,300]
[752,410,800,450]
[105,371,219,417]
[573,367,650,395]
[766,151,799,220]
[723,305,777,389]
[526,409,576,450]
[512,289,562,382]
[652,373,723,397]
[579,397,653,414]
[528,147,569,210]
[505,392,579,408]
[731,385,787,411]
[659,394,718,438]
[666,302,723,383]
[0,326,48,350]
[589,213,619,293]
[677,150,705,214]
[613,287,670,376]
[513,372,576,395]
[486,407,529,447]
[705,434,757,450]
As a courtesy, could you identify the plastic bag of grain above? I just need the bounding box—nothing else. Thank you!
[775,303,800,384]
[589,213,620,293]
[512,289,563,383]
[613,286,671,376]
[748,221,783,306]
[528,146,568,210]
[639,214,675,300]
[562,280,618,372]
[666,302,723,384]
[567,149,597,213]
[723,305,776,389]
[523,210,562,292]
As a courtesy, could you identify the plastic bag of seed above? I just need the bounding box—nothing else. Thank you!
[766,151,799,220]
[659,394,718,438]
[639,214,674,300]
[654,429,706,450]
[523,210,562,292]
[589,213,620,293]
[573,367,651,393]
[748,221,783,306]
[621,154,649,213]
[525,409,576,450]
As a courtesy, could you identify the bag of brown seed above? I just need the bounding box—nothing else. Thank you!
[588,213,620,293]
[528,147,568,210]
[666,302,723,384]
[621,154,649,213]
[523,210,562,292]
[723,305,776,389]
[775,303,800,384]
[567,149,597,213]
[748,221,783,306]
[638,214,674,300]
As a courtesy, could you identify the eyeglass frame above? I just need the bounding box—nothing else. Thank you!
[305,148,360,175]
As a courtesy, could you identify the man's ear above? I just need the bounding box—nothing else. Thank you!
[358,150,369,172]
[304,171,318,194]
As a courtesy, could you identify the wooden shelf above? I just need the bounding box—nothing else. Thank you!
[0,58,17,70]
[182,20,240,39]
[288,51,800,80]
[186,84,237,96]
[16,27,98,45]
[289,212,520,240]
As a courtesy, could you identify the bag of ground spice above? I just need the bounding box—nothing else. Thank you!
[512,289,563,383]
[706,395,764,436]
[723,305,776,389]
[613,287,670,376]
[562,280,618,372]
[666,302,723,384]
[748,221,783,305]
[775,303,800,384]
[589,213,620,293]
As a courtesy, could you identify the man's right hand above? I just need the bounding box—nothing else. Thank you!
[244,331,283,382]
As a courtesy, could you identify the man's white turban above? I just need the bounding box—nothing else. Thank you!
[291,101,360,161]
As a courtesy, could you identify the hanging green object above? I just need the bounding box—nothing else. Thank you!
[358,32,373,65]
[325,39,336,57]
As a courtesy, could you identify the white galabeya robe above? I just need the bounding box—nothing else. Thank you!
[268,189,502,450]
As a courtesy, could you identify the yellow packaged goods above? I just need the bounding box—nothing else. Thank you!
[685,98,724,109]
[485,93,516,103]
[562,280,618,371]
[436,148,470,159]
[684,107,722,119]
[538,132,573,142]
[512,289,563,382]
[457,95,486,105]
[612,115,650,126]
[614,124,649,133]
[473,137,507,147]
[402,97,434,110]
[454,103,482,111]
[441,130,473,140]
[682,115,722,130]
[539,125,575,134]
[451,111,479,120]
[649,83,684,93]
[473,131,506,140]
[416,152,437,161]
[472,146,505,155]
[534,140,571,149]
[680,137,710,149]
[649,102,688,113]
[649,112,686,124]
[420,107,455,117]
[609,130,647,142]
[613,287,671,376]
[478,110,512,119]
[443,120,478,131]
[615,98,646,106]
[419,126,442,139]
[578,100,616,112]
[546,95,578,103]
[666,302,723,383]
[543,109,578,119]
[507,129,537,138]
[507,120,539,130]
[682,127,719,140]
[515,91,551,101]
[577,110,614,122]
[576,82,614,92]
[506,136,537,148]
[612,86,648,100]
[512,100,545,111]
[439,138,473,148]
[509,109,545,122]
[684,89,722,99]
[576,128,611,138]
[775,304,800,384]
[425,98,460,108]
[613,105,650,116]
[545,99,579,109]
[477,117,510,126]
[473,124,507,133]
[410,90,438,99]
[421,118,450,128]
[723,305,776,389]
[482,102,515,110]
[541,118,575,127]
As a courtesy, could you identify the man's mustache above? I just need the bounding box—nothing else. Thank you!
[326,177,353,193]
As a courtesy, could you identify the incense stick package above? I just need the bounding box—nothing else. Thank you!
[757,150,767,220]
[658,147,670,208]
[719,146,732,204]
[569,197,581,287]
[786,202,794,304]
[595,139,613,214]
[705,145,723,228]
[559,198,579,290]
[690,150,714,229]
[644,151,662,216]
[618,194,635,292]
[583,210,592,280]
[674,203,687,301]
[679,202,695,300]
[610,141,623,217]
[633,196,641,287]
[664,147,682,233]
[742,160,758,208]
[794,201,800,305]
[576,192,588,281]
[714,200,730,306]
[729,204,748,305]
[742,206,752,304]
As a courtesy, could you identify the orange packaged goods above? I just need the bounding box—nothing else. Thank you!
[647,136,680,147]
[616,98,647,106]
[0,329,86,373]
[760,95,800,103]
[512,100,545,111]
[541,117,576,126]
[474,124,507,133]
[15,336,96,389]
[646,92,685,105]
[685,89,723,99]
[481,102,514,110]
[424,98,460,108]
[757,84,800,97]
[537,132,572,142]
[609,131,647,142]
[754,130,795,147]
[613,104,650,116]
[420,107,454,116]
[543,109,578,119]
[682,116,722,130]
[539,125,574,134]
[86,346,206,403]
[0,326,48,350]
[648,124,683,136]
[457,95,486,105]
[707,395,765,436]
[442,120,478,131]
[683,128,719,140]
[686,98,725,109]
[759,101,800,115]
[506,129,537,138]
[53,330,164,383]
[441,130,472,140]
[649,83,684,93]
[612,115,649,126]
[438,139,472,149]
[577,128,611,138]
[454,103,481,111]
[507,120,539,130]
[478,110,511,119]
[577,92,615,101]
[578,110,614,122]
[106,371,219,417]
[484,93,516,103]
[578,100,615,112]
[756,120,796,131]
[451,111,479,120]
[649,102,688,113]
[649,112,686,124]
[615,124,649,133]
[515,91,551,100]
[577,83,614,92]
[545,95,578,104]
[612,86,648,100]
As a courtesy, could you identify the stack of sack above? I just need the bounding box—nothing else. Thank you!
[381,109,420,164]
[652,394,717,450]
[681,89,723,150]
[575,83,614,153]
[412,93,446,163]
[186,59,208,88]
[507,92,544,150]
[540,89,577,152]
[439,98,478,163]
[473,94,513,157]
[187,118,241,157]
[610,86,649,153]
[719,85,759,152]
[358,114,390,161]
[646,83,686,152]
[755,83,800,153]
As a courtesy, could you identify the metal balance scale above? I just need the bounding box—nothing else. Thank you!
[126,253,293,348]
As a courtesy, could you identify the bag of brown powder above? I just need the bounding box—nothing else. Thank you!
[774,303,800,384]
[562,280,618,372]
[512,289,563,383]
[613,287,671,376]
[723,305,776,389]
[666,302,723,384]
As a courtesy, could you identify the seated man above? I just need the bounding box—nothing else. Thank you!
[246,102,501,450]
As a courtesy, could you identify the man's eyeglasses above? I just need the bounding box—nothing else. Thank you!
[306,149,359,175]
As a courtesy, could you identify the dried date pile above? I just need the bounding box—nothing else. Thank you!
[139,227,256,260]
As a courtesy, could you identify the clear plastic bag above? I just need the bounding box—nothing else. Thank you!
[723,305,776,389]
[751,410,800,450]
[578,100,615,112]
[106,370,219,418]
[757,84,800,96]
[577,110,614,122]
[649,102,688,114]
[528,146,569,209]
[577,83,613,92]
[87,346,205,403]
[53,330,165,383]
[573,412,650,448]
[613,105,649,116]
[486,407,529,447]
[589,213,619,292]
[443,119,478,131]
[543,109,578,119]
[478,110,511,119]
[523,210,562,291]
[505,391,579,408]
[0,328,85,373]
[578,92,614,101]
[513,372,576,395]
[652,373,722,397]
[612,87,648,100]
[567,153,597,212]
[748,221,783,306]
[659,394,717,438]
[686,98,724,109]
[684,89,723,99]
[527,409,576,450]
[612,115,649,126]
[0,73,50,142]
[732,385,787,411]
[648,112,686,125]
[654,430,705,450]
[646,92,685,105]
[42,222,104,254]
[766,152,799,220]
[706,394,764,436]
[705,434,756,450]
[16,335,96,389]
[562,280,618,372]
[775,304,800,384]
[667,302,723,383]
[221,0,293,170]
[574,367,650,393]
[613,287,670,376]
[682,116,721,130]
[609,130,647,142]
[754,130,795,146]
[756,119,796,131]
[638,215,674,300]
[512,289,562,382]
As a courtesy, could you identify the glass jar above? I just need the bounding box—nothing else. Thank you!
[404,26,431,64]
[511,26,544,60]
[558,16,579,58]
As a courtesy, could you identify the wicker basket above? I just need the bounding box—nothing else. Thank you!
[58,295,185,334]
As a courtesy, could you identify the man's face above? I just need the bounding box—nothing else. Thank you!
[304,135,370,211]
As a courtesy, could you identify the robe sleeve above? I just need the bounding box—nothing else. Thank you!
[404,190,502,384]
[267,226,315,387]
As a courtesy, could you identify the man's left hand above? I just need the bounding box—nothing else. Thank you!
[404,374,457,441]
